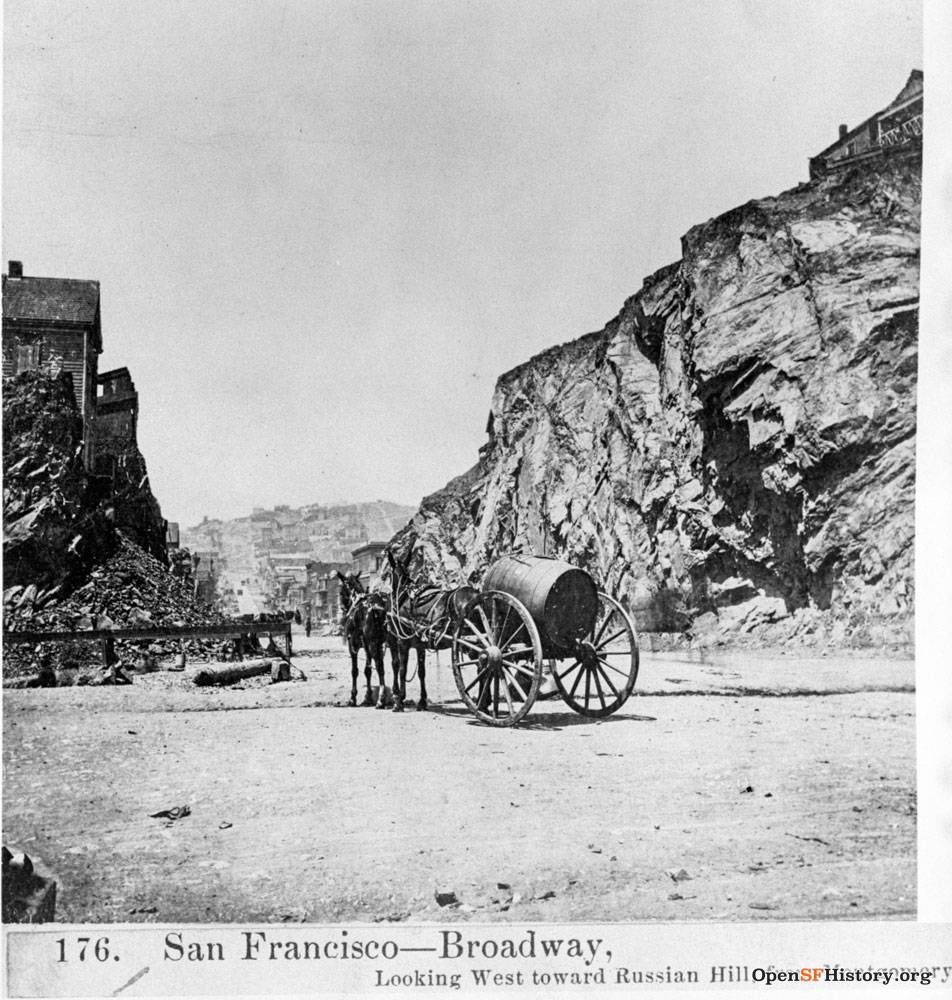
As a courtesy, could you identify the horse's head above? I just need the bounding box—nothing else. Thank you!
[386,539,415,595]
[336,571,365,611]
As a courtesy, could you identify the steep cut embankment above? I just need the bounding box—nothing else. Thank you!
[396,148,919,644]
[3,369,229,673]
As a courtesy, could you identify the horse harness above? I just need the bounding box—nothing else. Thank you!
[388,579,458,649]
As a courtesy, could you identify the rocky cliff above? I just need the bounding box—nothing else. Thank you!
[2,370,117,600]
[3,369,227,673]
[396,147,920,644]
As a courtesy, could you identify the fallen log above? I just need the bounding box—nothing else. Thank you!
[192,659,273,687]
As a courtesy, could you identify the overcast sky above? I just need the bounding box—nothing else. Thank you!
[3,0,922,527]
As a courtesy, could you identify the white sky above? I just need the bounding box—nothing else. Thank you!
[3,0,922,527]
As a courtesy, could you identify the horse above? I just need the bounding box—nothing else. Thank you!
[385,538,478,713]
[337,571,397,708]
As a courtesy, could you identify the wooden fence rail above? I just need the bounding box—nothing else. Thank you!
[2,622,293,662]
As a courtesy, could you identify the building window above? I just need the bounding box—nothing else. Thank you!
[16,343,39,373]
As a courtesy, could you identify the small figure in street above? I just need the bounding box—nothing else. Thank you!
[305,615,312,638]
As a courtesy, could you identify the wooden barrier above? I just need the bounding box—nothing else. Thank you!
[2,621,293,664]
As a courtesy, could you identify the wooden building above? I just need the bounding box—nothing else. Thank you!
[810,70,923,179]
[2,261,102,466]
[351,541,388,590]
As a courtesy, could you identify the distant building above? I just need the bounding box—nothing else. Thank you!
[314,570,344,623]
[810,70,922,179]
[305,560,349,622]
[93,367,138,477]
[2,261,102,466]
[193,550,219,605]
[352,541,388,589]
[166,522,181,550]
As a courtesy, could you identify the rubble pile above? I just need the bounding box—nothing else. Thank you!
[2,370,116,599]
[394,148,920,648]
[4,535,233,677]
[2,368,239,678]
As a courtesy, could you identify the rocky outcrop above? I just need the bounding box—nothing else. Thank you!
[2,370,117,600]
[3,369,229,674]
[396,147,920,644]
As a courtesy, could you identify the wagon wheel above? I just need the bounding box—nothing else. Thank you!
[553,592,639,717]
[452,591,543,726]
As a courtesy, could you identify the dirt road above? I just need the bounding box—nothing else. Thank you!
[2,635,915,923]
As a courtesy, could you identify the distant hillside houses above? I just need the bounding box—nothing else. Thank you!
[179,500,414,619]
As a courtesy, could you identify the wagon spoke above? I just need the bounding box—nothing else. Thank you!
[500,669,516,716]
[465,662,493,694]
[503,658,536,678]
[502,663,527,702]
[497,603,514,646]
[595,627,628,651]
[590,665,607,709]
[557,659,583,682]
[568,661,586,700]
[477,606,496,644]
[597,656,632,679]
[593,613,613,645]
[500,643,534,659]
[454,658,481,669]
[468,619,495,649]
[456,635,486,655]
[593,659,620,698]
[492,672,501,718]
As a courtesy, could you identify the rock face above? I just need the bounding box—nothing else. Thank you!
[396,147,919,642]
[3,369,230,674]
[2,370,117,599]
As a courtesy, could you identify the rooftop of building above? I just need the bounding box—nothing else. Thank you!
[813,69,922,159]
[352,541,389,557]
[2,263,101,326]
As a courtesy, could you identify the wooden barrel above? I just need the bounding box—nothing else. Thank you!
[482,555,598,654]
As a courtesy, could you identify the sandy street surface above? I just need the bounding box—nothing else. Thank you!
[3,633,915,924]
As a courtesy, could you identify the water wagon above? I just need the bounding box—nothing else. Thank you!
[450,554,639,726]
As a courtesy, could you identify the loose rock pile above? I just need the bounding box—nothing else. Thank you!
[3,534,232,678]
[2,369,116,600]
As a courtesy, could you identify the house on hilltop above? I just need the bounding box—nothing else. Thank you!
[2,261,102,466]
[810,70,922,179]
[2,260,168,562]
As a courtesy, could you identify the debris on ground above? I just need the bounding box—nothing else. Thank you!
[665,867,692,882]
[149,806,191,823]
[4,535,234,677]
[434,890,458,907]
[193,660,273,687]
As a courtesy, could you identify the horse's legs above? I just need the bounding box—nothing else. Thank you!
[417,643,428,711]
[349,642,359,706]
[360,643,375,706]
[393,640,407,712]
[389,638,404,712]
[374,641,387,708]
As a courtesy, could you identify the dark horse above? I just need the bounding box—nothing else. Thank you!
[386,538,477,713]
[336,572,397,708]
